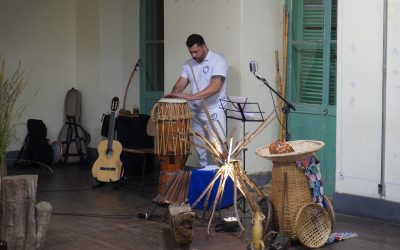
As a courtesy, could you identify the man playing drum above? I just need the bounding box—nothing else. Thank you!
[165,34,228,168]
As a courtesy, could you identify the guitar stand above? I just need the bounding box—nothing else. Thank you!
[113,175,130,191]
[91,180,106,189]
[91,178,120,189]
[61,115,87,164]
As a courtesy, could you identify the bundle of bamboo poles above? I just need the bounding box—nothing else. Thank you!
[153,170,191,204]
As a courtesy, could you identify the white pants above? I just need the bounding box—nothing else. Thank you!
[192,110,226,167]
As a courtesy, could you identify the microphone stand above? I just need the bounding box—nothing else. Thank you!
[253,73,296,140]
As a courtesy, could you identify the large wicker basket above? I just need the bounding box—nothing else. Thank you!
[269,162,312,239]
[256,140,325,239]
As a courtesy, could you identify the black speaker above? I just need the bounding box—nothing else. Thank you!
[115,115,153,149]
[115,114,155,176]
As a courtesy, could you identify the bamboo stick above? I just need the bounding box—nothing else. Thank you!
[192,130,221,158]
[190,169,223,209]
[237,168,264,198]
[279,6,289,141]
[203,125,225,158]
[207,170,229,234]
[189,65,229,156]
[231,169,246,236]
[231,109,278,158]
[231,108,277,156]
[276,49,285,141]
[234,167,260,214]
[202,184,214,219]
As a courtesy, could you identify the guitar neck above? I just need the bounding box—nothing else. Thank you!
[106,111,116,154]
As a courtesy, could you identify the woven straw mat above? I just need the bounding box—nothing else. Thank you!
[256,140,325,162]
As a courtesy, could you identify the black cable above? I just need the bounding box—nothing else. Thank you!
[268,89,286,136]
[52,212,134,220]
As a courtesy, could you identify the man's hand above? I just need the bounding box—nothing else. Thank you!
[164,92,191,100]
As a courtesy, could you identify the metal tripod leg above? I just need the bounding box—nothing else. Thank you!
[237,195,250,213]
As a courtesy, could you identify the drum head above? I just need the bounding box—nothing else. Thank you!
[158,98,187,104]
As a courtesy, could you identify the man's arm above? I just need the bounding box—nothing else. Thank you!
[164,77,189,97]
[172,77,189,93]
[172,75,225,101]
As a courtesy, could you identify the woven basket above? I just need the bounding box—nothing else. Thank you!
[295,203,331,248]
[256,140,325,162]
[269,162,312,239]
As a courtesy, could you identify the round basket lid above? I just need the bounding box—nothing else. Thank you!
[295,203,331,248]
[323,195,335,230]
[256,140,325,162]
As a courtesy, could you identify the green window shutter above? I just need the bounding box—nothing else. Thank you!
[329,47,336,105]
[301,49,323,104]
[140,0,165,114]
[329,1,337,105]
[290,0,336,105]
[303,0,324,41]
[144,0,164,92]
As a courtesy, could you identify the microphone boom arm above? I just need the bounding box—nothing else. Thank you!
[253,73,296,111]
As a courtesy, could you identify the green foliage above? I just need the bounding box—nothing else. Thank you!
[0,58,28,171]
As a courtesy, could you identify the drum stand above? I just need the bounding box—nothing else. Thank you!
[220,97,265,213]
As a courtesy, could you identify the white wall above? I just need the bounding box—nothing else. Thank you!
[77,0,101,146]
[0,0,77,150]
[242,0,283,173]
[78,0,140,146]
[1,0,291,176]
[165,0,283,173]
[385,0,400,202]
[0,0,140,153]
[337,0,400,202]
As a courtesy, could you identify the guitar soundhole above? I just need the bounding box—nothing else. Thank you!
[100,167,116,171]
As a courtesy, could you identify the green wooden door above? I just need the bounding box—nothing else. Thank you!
[287,0,337,195]
[140,0,164,114]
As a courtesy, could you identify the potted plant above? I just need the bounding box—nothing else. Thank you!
[0,57,28,176]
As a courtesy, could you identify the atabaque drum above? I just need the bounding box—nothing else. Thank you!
[151,98,192,193]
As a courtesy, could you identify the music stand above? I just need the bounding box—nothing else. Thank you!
[220,96,264,213]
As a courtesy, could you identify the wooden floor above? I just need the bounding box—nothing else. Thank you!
[8,163,400,250]
[9,164,251,250]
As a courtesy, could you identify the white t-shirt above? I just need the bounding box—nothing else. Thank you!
[180,50,227,113]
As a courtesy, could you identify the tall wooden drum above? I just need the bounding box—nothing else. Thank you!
[151,98,192,193]
[256,140,325,240]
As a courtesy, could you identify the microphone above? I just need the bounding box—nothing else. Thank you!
[249,61,258,74]
[249,60,296,112]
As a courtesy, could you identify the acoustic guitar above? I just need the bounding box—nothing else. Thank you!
[92,97,123,183]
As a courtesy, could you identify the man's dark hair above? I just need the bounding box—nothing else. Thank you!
[186,34,206,48]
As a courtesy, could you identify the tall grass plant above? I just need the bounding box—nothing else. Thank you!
[0,57,28,176]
